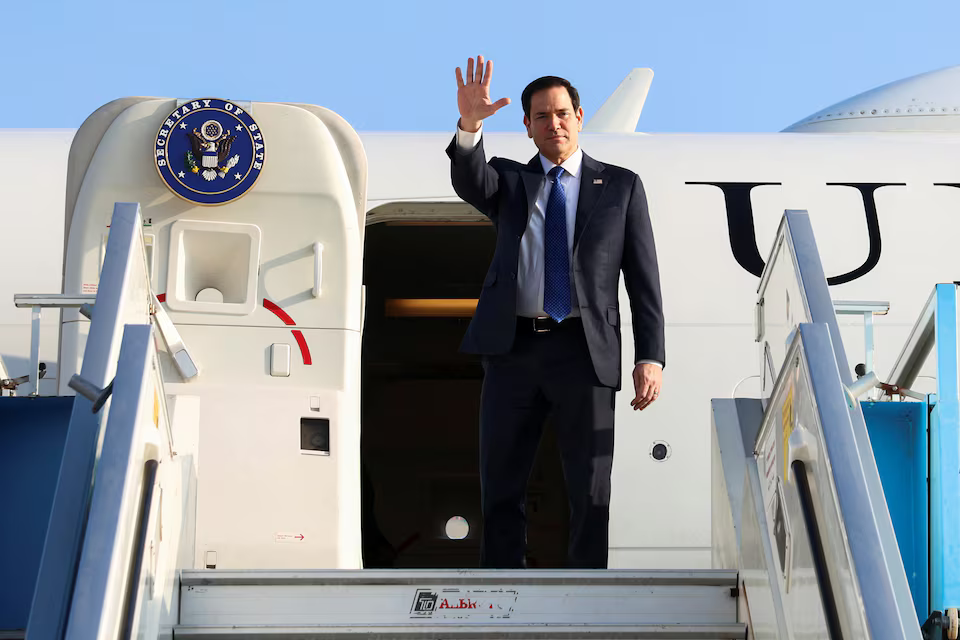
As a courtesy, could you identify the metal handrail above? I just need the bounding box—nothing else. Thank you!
[14,294,97,308]
[119,460,159,640]
[793,459,844,640]
[755,211,920,639]
[10,294,97,396]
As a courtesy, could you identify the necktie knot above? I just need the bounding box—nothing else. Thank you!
[548,166,565,181]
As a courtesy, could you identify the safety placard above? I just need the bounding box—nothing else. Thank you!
[782,384,794,479]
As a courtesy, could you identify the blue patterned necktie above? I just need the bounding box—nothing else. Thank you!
[543,166,571,321]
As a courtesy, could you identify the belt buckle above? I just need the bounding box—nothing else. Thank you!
[533,317,551,333]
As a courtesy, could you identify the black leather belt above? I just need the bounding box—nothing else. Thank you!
[516,316,582,333]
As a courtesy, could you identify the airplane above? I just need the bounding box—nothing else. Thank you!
[1,63,959,638]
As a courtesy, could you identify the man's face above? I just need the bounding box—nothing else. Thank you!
[523,86,584,163]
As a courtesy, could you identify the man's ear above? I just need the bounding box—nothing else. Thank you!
[576,107,584,131]
[523,114,533,139]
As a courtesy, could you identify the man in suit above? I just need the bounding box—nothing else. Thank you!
[446,56,665,569]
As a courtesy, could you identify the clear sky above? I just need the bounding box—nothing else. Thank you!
[3,0,958,133]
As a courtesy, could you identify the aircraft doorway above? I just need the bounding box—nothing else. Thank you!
[360,216,569,568]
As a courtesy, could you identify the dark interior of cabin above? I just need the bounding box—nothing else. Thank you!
[360,220,570,569]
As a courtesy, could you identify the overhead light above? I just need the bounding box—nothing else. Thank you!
[445,516,469,540]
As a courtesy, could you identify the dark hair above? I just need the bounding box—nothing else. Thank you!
[521,76,580,118]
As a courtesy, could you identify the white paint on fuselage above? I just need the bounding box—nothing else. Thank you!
[2,125,956,566]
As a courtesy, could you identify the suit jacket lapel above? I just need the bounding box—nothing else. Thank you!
[520,155,544,225]
[574,153,607,249]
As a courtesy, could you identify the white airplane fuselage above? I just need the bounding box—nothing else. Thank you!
[2,102,958,568]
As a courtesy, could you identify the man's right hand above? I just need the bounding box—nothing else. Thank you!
[456,55,511,133]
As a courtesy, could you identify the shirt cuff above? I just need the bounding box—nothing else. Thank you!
[636,359,663,369]
[456,121,482,150]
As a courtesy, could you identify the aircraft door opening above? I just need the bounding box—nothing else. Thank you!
[360,211,570,568]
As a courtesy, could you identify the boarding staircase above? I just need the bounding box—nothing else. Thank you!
[174,569,743,638]
[0,204,747,640]
[2,204,957,639]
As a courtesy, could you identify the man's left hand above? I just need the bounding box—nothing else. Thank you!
[631,363,662,411]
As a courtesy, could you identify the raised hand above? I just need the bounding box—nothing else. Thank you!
[456,55,511,133]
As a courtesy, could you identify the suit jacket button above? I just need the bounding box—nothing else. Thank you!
[510,273,517,280]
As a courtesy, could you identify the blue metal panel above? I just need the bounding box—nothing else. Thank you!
[862,400,929,621]
[932,284,960,611]
[0,397,74,633]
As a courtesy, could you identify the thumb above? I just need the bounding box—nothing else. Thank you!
[491,97,511,112]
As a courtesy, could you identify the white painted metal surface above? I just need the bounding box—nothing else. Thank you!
[583,68,654,133]
[784,64,960,132]
[51,100,366,571]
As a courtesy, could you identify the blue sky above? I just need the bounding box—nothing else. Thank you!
[3,0,958,133]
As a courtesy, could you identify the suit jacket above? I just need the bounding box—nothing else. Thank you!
[446,136,665,389]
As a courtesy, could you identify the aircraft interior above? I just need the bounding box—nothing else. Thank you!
[360,219,572,568]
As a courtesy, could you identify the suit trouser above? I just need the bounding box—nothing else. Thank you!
[479,318,616,569]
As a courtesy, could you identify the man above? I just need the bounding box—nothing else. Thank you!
[446,56,664,569]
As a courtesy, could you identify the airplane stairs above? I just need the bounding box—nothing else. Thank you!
[174,569,744,638]
[1,205,956,639]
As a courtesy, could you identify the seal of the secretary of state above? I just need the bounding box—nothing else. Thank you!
[155,98,265,206]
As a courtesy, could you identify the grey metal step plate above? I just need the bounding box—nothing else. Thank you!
[174,623,748,639]
[180,570,739,628]
[181,570,738,588]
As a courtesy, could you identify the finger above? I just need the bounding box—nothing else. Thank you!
[477,56,485,84]
[467,57,474,84]
[638,390,651,411]
[490,97,511,112]
[645,386,661,410]
[456,67,465,89]
[631,373,643,408]
[482,59,493,87]
[637,380,655,410]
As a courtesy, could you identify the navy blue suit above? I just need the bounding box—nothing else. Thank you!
[446,136,664,568]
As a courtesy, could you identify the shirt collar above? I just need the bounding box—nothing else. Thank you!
[539,146,583,179]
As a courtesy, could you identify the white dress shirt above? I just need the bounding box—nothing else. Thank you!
[456,123,580,318]
[455,123,662,369]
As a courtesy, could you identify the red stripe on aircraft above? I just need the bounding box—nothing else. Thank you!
[263,298,312,365]
[291,330,312,365]
[262,298,296,326]
[153,295,312,366]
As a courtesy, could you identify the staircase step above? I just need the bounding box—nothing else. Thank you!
[180,570,739,628]
[181,569,739,587]
[174,623,748,639]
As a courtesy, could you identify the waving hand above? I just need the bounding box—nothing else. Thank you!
[456,55,511,133]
